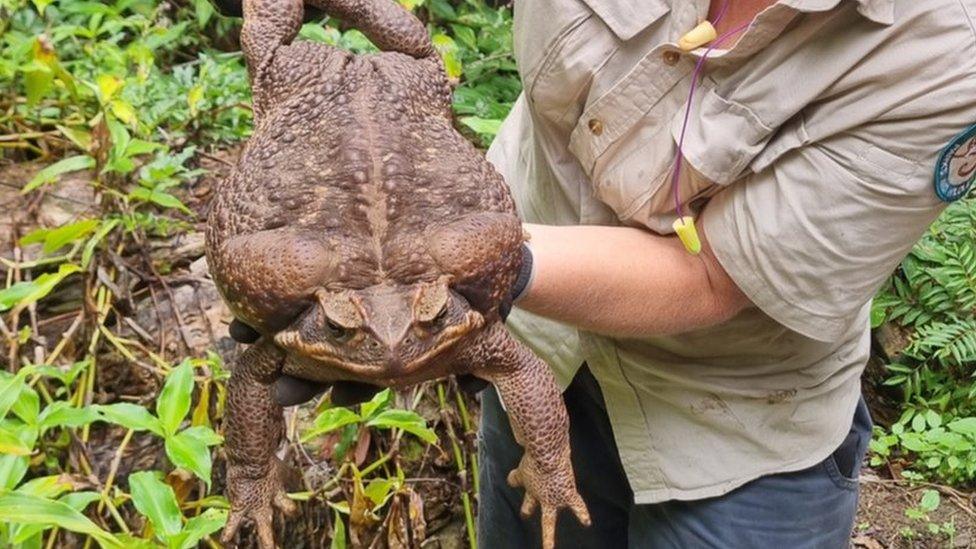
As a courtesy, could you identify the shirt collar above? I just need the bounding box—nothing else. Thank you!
[782,0,895,25]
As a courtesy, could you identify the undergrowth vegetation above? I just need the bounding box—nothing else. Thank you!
[0,0,517,546]
[3,0,976,547]
[870,197,976,485]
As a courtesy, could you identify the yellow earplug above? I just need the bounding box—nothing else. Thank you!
[678,21,717,52]
[673,216,702,255]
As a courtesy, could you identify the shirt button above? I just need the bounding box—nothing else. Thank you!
[588,118,604,136]
[663,50,681,66]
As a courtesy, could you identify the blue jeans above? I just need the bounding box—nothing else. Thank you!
[477,365,872,548]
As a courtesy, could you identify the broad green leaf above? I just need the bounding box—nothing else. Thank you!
[0,369,32,420]
[194,0,216,27]
[110,100,137,125]
[172,507,227,549]
[0,424,33,456]
[181,425,222,446]
[60,491,101,511]
[302,407,361,442]
[22,156,95,193]
[947,417,976,436]
[360,389,393,420]
[366,409,437,444]
[15,475,73,499]
[10,383,40,426]
[93,403,163,436]
[0,264,82,312]
[24,37,57,105]
[165,430,213,485]
[39,219,99,254]
[37,402,100,433]
[431,34,462,79]
[920,489,940,512]
[363,478,397,507]
[56,125,92,152]
[158,361,194,437]
[128,471,183,541]
[96,74,122,102]
[0,492,121,547]
[460,116,502,137]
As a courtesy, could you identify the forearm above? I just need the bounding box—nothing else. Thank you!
[518,223,750,338]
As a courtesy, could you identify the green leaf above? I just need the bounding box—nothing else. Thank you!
[173,507,227,549]
[0,264,82,312]
[432,34,462,79]
[81,219,120,268]
[15,475,73,499]
[366,409,437,444]
[363,478,397,507]
[920,489,941,512]
[22,156,95,193]
[330,510,347,549]
[360,389,393,420]
[0,492,121,547]
[56,125,92,153]
[39,219,99,254]
[194,0,216,27]
[37,402,100,433]
[459,116,502,137]
[128,471,182,541]
[0,369,32,420]
[947,417,976,436]
[93,403,163,436]
[302,407,361,442]
[0,424,33,456]
[181,425,222,446]
[925,409,942,429]
[157,361,194,437]
[165,430,213,485]
[869,299,887,328]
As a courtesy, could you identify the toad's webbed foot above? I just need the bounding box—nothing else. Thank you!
[222,459,297,549]
[464,323,590,549]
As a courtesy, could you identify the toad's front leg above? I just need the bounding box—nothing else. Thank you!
[466,324,590,549]
[221,341,296,549]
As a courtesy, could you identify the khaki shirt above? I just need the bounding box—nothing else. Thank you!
[489,0,976,503]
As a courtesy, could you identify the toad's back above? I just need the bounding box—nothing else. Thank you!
[208,43,516,290]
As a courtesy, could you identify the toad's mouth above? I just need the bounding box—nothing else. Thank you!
[273,310,484,378]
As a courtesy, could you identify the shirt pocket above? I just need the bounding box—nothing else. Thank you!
[582,74,719,233]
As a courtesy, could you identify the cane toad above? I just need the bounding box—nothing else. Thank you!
[205,1,589,547]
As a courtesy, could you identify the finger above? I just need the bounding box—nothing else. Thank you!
[274,375,329,406]
[229,319,260,343]
[519,494,538,519]
[221,510,244,544]
[331,381,382,406]
[541,507,557,549]
[507,468,522,488]
[569,494,591,527]
[456,374,489,395]
[274,491,298,516]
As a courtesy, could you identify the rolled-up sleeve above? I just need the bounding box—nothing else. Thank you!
[701,140,944,342]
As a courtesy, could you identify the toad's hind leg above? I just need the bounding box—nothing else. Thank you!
[463,323,590,549]
[220,341,296,549]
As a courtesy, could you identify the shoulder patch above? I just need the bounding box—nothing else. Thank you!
[935,124,976,202]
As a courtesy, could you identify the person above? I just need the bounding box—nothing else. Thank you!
[214,0,976,546]
[476,0,976,546]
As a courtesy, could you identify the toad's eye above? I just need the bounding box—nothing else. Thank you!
[326,319,351,341]
[433,306,449,323]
